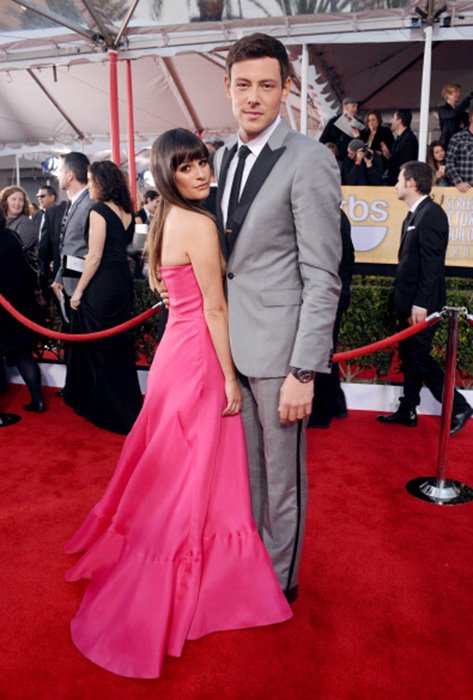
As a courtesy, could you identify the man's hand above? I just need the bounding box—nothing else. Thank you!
[278,373,314,425]
[455,182,471,193]
[156,279,170,309]
[51,281,64,301]
[409,306,427,325]
[380,141,390,159]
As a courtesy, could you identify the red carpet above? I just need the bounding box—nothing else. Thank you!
[1,384,473,699]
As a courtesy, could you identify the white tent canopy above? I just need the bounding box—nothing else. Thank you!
[0,0,472,160]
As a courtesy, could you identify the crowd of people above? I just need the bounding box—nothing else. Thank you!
[320,85,473,190]
[0,32,472,680]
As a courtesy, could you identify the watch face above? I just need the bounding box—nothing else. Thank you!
[291,368,315,383]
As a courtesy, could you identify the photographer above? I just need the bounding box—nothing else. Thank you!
[341,138,384,186]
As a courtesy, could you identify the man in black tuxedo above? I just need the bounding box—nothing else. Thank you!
[382,109,418,186]
[38,199,68,296]
[377,161,472,435]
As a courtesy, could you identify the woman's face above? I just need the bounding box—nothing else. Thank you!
[174,158,210,200]
[446,89,460,107]
[366,113,379,131]
[6,191,25,217]
[433,145,445,163]
[87,173,101,202]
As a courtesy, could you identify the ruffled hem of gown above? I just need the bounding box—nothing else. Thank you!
[65,511,292,679]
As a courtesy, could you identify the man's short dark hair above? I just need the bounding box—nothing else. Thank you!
[394,109,412,128]
[401,161,433,195]
[225,32,290,84]
[60,152,90,185]
[38,184,57,198]
[143,189,159,202]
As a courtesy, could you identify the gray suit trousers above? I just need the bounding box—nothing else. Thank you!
[239,374,308,592]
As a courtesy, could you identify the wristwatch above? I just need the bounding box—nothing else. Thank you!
[290,367,315,383]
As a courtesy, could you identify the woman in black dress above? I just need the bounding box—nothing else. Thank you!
[0,212,44,412]
[360,109,394,172]
[65,161,143,434]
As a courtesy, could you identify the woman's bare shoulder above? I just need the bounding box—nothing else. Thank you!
[167,206,217,238]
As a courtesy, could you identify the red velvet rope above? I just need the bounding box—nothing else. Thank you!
[0,293,442,357]
[0,294,162,342]
[332,313,442,362]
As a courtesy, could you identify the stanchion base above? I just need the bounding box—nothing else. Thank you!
[406,477,473,505]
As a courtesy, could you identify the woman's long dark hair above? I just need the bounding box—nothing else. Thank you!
[427,140,446,172]
[146,128,213,291]
[88,160,134,213]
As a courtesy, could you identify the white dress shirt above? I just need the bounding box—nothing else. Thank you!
[222,116,281,226]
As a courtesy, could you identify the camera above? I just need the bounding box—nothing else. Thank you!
[362,147,373,160]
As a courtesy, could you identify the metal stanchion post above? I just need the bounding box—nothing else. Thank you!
[406,307,473,505]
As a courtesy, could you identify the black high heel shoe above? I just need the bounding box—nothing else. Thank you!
[23,400,45,412]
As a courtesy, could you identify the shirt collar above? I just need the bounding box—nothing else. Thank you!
[409,194,429,214]
[237,116,281,158]
[69,186,88,206]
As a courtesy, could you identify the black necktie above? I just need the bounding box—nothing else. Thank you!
[226,145,251,230]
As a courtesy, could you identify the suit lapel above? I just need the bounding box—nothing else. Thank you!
[226,120,291,258]
[399,197,431,254]
[231,142,286,233]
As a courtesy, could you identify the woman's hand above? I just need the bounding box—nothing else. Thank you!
[222,377,242,416]
[70,290,82,310]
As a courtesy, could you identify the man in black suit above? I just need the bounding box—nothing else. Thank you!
[382,109,419,186]
[135,190,159,224]
[377,161,472,435]
[38,199,68,296]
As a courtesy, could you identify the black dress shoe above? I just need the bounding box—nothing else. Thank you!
[376,408,418,427]
[334,410,349,419]
[284,585,298,604]
[450,404,473,436]
[0,412,21,428]
[55,389,64,397]
[23,400,45,413]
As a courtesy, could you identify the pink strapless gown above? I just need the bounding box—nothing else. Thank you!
[65,264,292,679]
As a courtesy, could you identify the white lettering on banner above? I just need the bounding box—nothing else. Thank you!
[342,195,389,251]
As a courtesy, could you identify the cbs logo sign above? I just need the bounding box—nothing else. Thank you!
[342,195,389,251]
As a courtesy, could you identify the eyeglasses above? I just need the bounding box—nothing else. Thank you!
[37,194,49,199]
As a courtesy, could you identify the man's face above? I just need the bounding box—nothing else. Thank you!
[343,101,358,117]
[146,197,159,215]
[347,149,357,161]
[391,112,402,133]
[395,169,411,201]
[224,57,290,143]
[57,160,71,191]
[37,189,55,210]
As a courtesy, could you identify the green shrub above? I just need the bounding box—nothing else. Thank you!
[338,276,473,387]
[35,276,473,386]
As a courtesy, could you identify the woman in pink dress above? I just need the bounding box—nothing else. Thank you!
[65,129,292,679]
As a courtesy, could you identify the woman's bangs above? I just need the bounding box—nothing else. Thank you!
[172,141,208,171]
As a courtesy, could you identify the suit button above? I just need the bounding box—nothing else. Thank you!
[227,272,234,279]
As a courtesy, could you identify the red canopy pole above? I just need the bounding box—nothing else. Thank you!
[109,50,120,165]
[125,59,137,209]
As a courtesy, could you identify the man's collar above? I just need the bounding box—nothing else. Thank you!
[409,194,429,214]
[69,186,88,205]
[237,116,282,155]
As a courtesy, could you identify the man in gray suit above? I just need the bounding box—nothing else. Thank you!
[52,152,92,303]
[215,34,341,602]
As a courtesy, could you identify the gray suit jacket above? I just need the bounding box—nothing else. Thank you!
[215,119,342,377]
[55,189,93,295]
